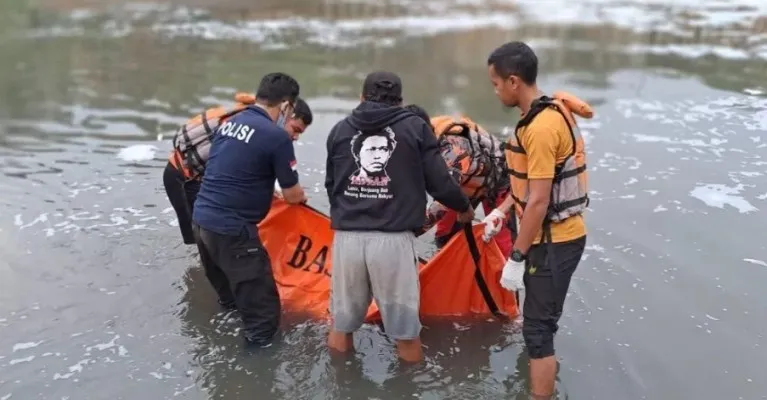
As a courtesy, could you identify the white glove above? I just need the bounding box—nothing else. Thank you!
[274,180,283,199]
[500,258,525,292]
[482,208,506,242]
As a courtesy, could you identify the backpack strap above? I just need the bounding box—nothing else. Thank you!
[516,96,554,128]
[172,148,198,182]
[522,97,578,159]
[438,121,472,139]
[184,109,212,176]
[513,96,556,154]
[549,102,578,159]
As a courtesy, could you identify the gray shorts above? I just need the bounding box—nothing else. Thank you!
[330,230,421,340]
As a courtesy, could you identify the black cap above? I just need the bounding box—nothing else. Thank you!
[362,71,403,101]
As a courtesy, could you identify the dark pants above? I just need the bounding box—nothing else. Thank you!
[522,236,586,359]
[162,162,200,245]
[192,224,281,345]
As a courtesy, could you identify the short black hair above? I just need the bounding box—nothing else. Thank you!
[255,72,300,107]
[487,41,538,85]
[362,71,403,106]
[404,104,430,124]
[293,97,313,126]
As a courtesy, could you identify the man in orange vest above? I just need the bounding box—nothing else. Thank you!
[483,42,590,399]
[404,104,515,256]
[163,96,313,246]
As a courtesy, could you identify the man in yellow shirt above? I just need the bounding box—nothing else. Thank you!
[483,41,589,399]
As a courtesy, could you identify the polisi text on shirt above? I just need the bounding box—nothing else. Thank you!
[219,121,256,143]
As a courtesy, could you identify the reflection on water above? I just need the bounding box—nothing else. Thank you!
[0,0,765,145]
[1,0,767,399]
[179,265,530,399]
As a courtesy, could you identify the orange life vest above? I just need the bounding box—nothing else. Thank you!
[431,115,509,201]
[506,91,593,223]
[168,92,256,180]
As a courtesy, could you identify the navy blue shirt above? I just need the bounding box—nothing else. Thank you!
[193,106,299,237]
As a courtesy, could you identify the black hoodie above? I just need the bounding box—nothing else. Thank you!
[324,101,470,232]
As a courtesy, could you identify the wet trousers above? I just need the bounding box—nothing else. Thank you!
[192,224,281,345]
[522,236,586,359]
[162,162,200,245]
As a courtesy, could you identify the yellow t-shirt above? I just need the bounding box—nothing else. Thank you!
[517,108,586,244]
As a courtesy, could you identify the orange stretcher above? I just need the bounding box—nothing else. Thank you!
[257,198,519,321]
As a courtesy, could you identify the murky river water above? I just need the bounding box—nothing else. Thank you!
[1,0,766,399]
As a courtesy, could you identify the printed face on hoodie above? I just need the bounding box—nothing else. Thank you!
[358,135,391,175]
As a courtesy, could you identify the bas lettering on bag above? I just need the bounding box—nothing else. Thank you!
[287,235,331,276]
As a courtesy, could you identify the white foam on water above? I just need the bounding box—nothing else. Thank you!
[743,258,767,267]
[19,0,767,60]
[17,214,50,230]
[53,359,91,381]
[85,334,130,357]
[8,356,35,365]
[736,171,762,177]
[1,393,11,400]
[631,133,727,149]
[12,341,44,352]
[174,384,197,396]
[155,19,767,59]
[619,97,767,137]
[626,43,753,60]
[66,104,187,128]
[116,144,158,162]
[586,244,606,253]
[142,98,173,109]
[151,12,527,48]
[4,118,140,137]
[689,184,758,214]
[617,96,767,205]
[67,182,113,199]
[512,0,767,27]
[754,110,767,130]
[40,332,137,384]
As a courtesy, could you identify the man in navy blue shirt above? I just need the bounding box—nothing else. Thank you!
[192,72,307,346]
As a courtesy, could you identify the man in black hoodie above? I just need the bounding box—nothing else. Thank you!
[324,71,474,363]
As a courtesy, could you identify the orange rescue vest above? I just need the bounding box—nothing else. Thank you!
[506,91,593,223]
[431,115,509,201]
[169,92,256,180]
